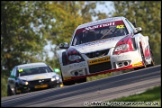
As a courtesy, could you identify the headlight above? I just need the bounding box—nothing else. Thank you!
[51,78,55,81]
[113,37,135,55]
[68,55,82,62]
[51,75,60,81]
[20,80,28,85]
[25,81,28,85]
[55,75,60,80]
[114,44,129,52]
[64,48,84,65]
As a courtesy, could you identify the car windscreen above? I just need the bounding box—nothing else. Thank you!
[72,20,128,46]
[18,66,53,76]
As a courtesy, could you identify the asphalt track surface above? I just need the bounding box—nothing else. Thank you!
[1,65,161,107]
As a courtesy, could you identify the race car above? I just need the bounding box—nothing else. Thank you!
[59,16,155,85]
[7,62,63,96]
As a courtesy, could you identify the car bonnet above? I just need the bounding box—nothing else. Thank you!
[70,36,125,54]
[19,72,57,81]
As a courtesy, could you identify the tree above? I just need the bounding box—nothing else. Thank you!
[1,1,52,73]
[44,1,108,68]
[1,1,111,97]
[113,1,161,64]
[1,1,108,74]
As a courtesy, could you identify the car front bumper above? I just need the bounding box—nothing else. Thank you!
[111,50,143,69]
[61,50,144,81]
[16,79,62,92]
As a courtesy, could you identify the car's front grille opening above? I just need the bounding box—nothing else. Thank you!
[86,49,110,58]
[89,61,111,73]
[28,79,51,85]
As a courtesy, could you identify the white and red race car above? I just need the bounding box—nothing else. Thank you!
[59,16,155,85]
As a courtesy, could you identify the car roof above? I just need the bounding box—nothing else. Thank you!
[17,62,47,68]
[77,16,126,29]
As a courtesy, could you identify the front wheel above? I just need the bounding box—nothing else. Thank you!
[13,86,18,95]
[134,47,146,70]
[7,85,13,96]
[60,70,75,86]
[147,49,155,67]
[141,47,147,68]
[63,80,75,86]
[75,78,87,83]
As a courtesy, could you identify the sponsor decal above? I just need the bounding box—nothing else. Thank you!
[132,61,143,67]
[75,20,124,34]
[88,56,110,65]
[34,76,45,79]
[85,22,115,31]
[18,69,23,72]
[116,25,124,29]
[35,84,48,89]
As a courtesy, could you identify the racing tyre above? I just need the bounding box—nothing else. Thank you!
[13,87,17,95]
[12,84,19,95]
[141,47,147,68]
[147,49,155,67]
[7,85,13,96]
[50,83,61,88]
[60,69,75,85]
[63,80,75,85]
[76,78,87,83]
[134,47,146,70]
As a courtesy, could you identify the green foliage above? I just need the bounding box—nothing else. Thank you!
[1,75,8,97]
[113,1,161,64]
[112,86,161,101]
[46,1,104,45]
[44,1,108,68]
[108,86,161,107]
[1,1,108,97]
[1,1,51,72]
[1,1,108,72]
[4,1,160,98]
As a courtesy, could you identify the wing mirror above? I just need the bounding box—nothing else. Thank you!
[59,42,69,49]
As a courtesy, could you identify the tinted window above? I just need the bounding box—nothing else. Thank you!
[11,67,16,77]
[72,20,128,46]
[18,66,53,76]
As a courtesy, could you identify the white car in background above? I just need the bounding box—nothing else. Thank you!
[59,16,155,85]
[7,62,63,96]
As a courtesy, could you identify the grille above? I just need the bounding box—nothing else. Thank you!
[28,78,51,85]
[86,49,110,58]
[89,61,111,73]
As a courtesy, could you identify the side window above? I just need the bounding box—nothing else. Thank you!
[125,19,135,34]
[10,68,15,76]
[11,67,17,77]
[13,68,18,77]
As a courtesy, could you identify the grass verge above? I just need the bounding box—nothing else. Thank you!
[106,85,161,107]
